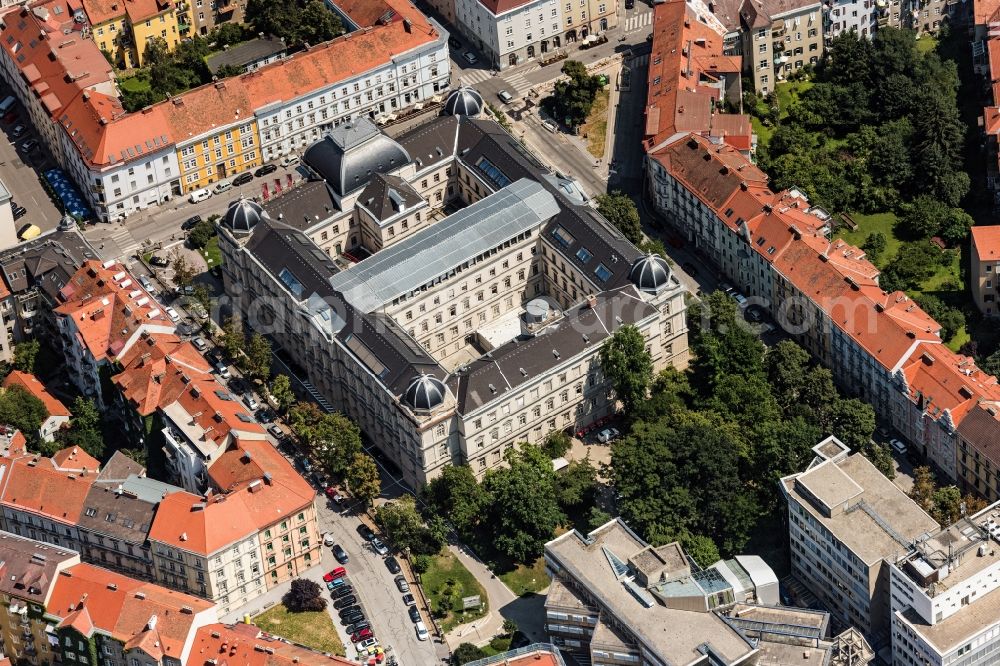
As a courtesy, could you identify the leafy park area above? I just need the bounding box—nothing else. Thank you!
[580,88,610,157]
[418,550,489,632]
[542,60,607,130]
[609,294,887,569]
[750,28,974,351]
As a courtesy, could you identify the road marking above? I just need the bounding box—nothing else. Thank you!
[625,11,653,32]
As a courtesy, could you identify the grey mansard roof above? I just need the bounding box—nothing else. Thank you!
[329,179,560,313]
[304,117,411,197]
[359,174,425,223]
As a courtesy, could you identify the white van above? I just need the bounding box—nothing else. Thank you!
[281,154,299,167]
[188,187,212,203]
[213,181,233,195]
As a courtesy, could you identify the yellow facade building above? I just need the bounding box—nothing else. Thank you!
[176,119,261,192]
[84,0,185,69]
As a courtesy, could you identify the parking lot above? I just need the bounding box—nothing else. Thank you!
[0,90,63,235]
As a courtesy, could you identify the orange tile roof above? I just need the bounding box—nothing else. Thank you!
[113,333,214,416]
[971,225,1000,261]
[900,343,1000,426]
[643,0,750,152]
[186,623,359,666]
[0,453,96,524]
[81,0,126,23]
[51,447,101,474]
[123,0,172,23]
[985,106,1000,135]
[5,0,439,170]
[167,377,265,453]
[976,0,1000,25]
[148,489,257,555]
[55,260,171,362]
[48,562,213,661]
[333,0,400,27]
[2,371,70,417]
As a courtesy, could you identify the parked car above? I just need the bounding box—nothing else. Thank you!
[339,606,363,620]
[395,575,409,593]
[327,566,347,581]
[333,584,354,599]
[385,556,401,574]
[192,337,208,352]
[357,524,375,541]
[11,204,26,220]
[255,164,278,177]
[149,255,170,267]
[243,392,259,410]
[188,187,212,203]
[323,533,335,547]
[497,90,513,104]
[174,285,195,295]
[232,172,253,186]
[333,595,357,610]
[181,215,202,231]
[541,119,558,133]
[281,154,299,167]
[333,544,349,564]
[448,36,462,49]
[355,638,379,653]
[414,621,429,641]
[267,423,284,440]
[462,51,478,65]
[2,111,17,124]
[890,438,908,455]
[165,307,181,323]
[625,0,634,7]
[408,605,421,623]
[597,427,621,443]
[732,292,749,309]
[256,408,275,423]
[213,181,233,195]
[327,577,347,590]
[351,628,372,642]
[177,322,196,336]
[347,620,370,635]
[402,593,415,606]
[325,486,344,502]
[189,303,209,321]
[298,455,312,472]
[139,275,155,291]
[10,124,26,138]
[371,537,389,557]
[213,362,231,379]
[18,138,36,152]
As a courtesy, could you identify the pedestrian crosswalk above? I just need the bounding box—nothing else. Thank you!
[460,67,538,100]
[624,11,654,32]
[107,224,140,260]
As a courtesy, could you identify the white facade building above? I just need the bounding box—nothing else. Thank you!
[455,0,563,69]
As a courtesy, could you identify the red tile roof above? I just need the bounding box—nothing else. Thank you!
[48,562,213,661]
[55,260,171,362]
[80,0,127,23]
[971,225,1000,261]
[476,0,537,14]
[0,453,96,524]
[51,447,101,474]
[148,489,257,555]
[2,0,439,169]
[976,0,1000,25]
[186,623,358,666]
[3,371,70,417]
[643,0,750,152]
[899,344,1000,426]
[123,0,172,23]
[113,332,214,416]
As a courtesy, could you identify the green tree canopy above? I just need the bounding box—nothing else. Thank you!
[483,446,564,562]
[422,465,488,540]
[599,324,653,414]
[374,495,444,556]
[13,340,40,374]
[595,192,642,245]
[346,452,381,507]
[269,374,295,414]
[246,0,343,50]
[243,333,272,383]
[0,385,48,447]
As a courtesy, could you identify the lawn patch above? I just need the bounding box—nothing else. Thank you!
[834,211,903,267]
[203,235,222,268]
[254,603,344,656]
[119,73,151,93]
[775,80,813,119]
[581,88,610,158]
[420,550,488,632]
[498,556,548,596]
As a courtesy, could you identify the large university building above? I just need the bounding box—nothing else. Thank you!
[219,94,690,488]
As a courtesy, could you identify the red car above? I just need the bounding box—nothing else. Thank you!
[3,111,17,124]
[351,628,373,642]
[323,569,347,583]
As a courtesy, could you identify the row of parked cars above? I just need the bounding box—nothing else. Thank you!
[187,156,297,203]
[355,524,430,641]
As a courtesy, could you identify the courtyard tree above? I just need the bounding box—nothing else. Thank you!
[596,192,642,244]
[599,324,653,414]
[269,374,295,414]
[346,452,381,507]
[283,578,326,612]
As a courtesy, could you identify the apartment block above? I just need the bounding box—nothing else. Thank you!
[54,259,174,408]
[2,371,70,442]
[82,0,186,69]
[691,0,822,94]
[781,436,938,643]
[220,107,689,489]
[889,501,1000,666]
[957,405,1000,502]
[0,0,449,222]
[542,517,856,665]
[184,0,246,36]
[970,226,1000,316]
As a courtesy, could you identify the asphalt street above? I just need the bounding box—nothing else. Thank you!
[0,94,61,235]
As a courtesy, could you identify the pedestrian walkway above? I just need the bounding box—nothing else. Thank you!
[624,11,653,32]
[461,65,539,99]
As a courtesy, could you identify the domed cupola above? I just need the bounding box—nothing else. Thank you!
[629,254,672,293]
[403,374,447,412]
[222,196,263,235]
[443,87,484,117]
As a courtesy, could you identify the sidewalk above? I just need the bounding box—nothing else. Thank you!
[443,542,517,649]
